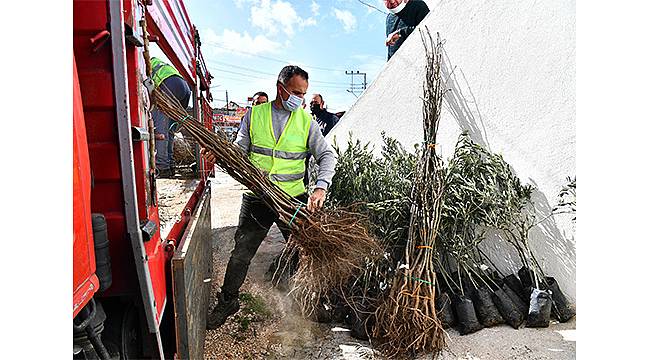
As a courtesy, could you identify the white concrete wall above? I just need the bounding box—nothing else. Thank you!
[329,0,576,301]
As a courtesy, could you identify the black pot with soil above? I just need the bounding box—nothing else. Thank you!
[491,287,524,328]
[504,274,527,303]
[518,266,533,289]
[502,283,529,316]
[526,288,553,328]
[453,295,484,335]
[349,311,374,341]
[543,276,575,322]
[471,287,505,327]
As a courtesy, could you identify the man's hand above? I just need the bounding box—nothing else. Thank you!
[385,31,401,46]
[307,188,327,213]
[201,148,216,164]
[154,133,166,140]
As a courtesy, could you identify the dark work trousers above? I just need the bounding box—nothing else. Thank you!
[221,192,308,299]
[302,154,311,187]
[153,75,191,170]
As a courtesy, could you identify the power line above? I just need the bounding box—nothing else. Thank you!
[204,58,349,85]
[208,64,349,87]
[356,0,388,15]
[210,70,351,89]
[202,41,348,72]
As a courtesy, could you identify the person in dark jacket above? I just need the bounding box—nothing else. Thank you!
[385,0,430,60]
[304,93,339,186]
[310,94,339,137]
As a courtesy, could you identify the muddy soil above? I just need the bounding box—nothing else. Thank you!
[203,171,576,360]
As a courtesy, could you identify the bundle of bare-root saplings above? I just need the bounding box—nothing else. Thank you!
[317,134,417,339]
[151,85,383,318]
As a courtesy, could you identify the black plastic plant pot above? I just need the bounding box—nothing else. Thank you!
[526,288,553,328]
[435,292,456,329]
[313,298,333,323]
[453,295,484,335]
[471,288,505,327]
[518,266,533,289]
[504,274,527,302]
[492,288,524,328]
[490,271,505,287]
[463,281,477,298]
[503,283,529,315]
[350,312,374,341]
[450,271,474,294]
[524,286,534,304]
[544,277,576,322]
[331,303,348,324]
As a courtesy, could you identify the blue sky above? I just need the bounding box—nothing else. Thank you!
[172,0,393,113]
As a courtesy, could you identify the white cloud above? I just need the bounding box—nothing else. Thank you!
[202,28,281,55]
[333,8,357,33]
[303,17,317,27]
[234,0,256,9]
[250,0,317,37]
[310,1,320,16]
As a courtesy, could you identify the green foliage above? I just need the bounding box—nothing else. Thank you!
[233,292,272,335]
[329,132,417,246]
[328,131,548,292]
[329,132,415,205]
[239,292,272,319]
[434,132,538,291]
[441,132,534,250]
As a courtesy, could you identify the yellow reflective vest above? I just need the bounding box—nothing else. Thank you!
[151,57,181,88]
[248,102,311,197]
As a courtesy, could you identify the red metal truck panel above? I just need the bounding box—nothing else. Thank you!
[74,2,213,349]
[73,1,108,31]
[73,56,99,317]
[146,0,195,84]
[74,0,136,299]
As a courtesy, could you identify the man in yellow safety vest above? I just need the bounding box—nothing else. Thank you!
[150,57,191,178]
[205,65,337,329]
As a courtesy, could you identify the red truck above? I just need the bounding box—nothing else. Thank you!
[73,0,215,358]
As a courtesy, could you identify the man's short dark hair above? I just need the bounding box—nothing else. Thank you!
[277,65,309,85]
[313,94,324,103]
[253,91,268,98]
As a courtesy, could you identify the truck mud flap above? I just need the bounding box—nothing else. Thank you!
[172,183,212,360]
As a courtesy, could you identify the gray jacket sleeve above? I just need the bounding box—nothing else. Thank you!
[234,109,251,152]
[307,119,337,190]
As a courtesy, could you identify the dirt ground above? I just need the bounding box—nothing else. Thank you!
[156,177,201,239]
[203,171,576,360]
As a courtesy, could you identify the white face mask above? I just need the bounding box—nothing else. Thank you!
[279,83,303,112]
[388,1,407,14]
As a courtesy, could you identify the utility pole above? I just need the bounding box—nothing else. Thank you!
[345,70,367,98]
[225,90,229,112]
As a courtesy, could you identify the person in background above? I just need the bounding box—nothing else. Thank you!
[204,65,337,329]
[310,94,339,137]
[384,0,430,60]
[251,91,268,106]
[304,94,339,186]
[150,57,191,178]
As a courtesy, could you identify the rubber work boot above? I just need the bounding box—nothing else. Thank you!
[207,292,240,329]
[156,168,174,179]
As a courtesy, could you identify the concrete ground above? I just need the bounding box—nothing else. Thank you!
[203,170,576,359]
